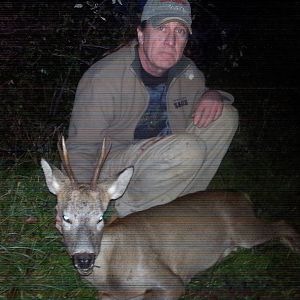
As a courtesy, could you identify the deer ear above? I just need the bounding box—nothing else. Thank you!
[107,167,133,200]
[41,159,69,195]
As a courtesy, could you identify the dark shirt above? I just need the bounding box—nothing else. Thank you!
[134,61,172,140]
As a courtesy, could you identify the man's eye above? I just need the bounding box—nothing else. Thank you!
[157,25,166,31]
[176,28,187,37]
[62,215,72,224]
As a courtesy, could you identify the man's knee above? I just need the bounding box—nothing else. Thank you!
[162,134,206,166]
[219,104,239,132]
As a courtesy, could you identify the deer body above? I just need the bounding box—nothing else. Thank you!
[41,138,300,300]
[86,191,299,299]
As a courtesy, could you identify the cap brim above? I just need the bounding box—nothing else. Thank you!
[150,16,192,34]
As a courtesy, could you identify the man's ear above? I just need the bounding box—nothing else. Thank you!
[107,167,134,200]
[41,159,70,195]
[137,27,144,45]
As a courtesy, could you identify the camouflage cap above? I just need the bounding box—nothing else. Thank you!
[141,0,192,34]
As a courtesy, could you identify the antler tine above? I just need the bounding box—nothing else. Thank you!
[57,135,78,188]
[91,137,112,190]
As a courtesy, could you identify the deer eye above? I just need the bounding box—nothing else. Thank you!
[62,215,72,224]
[97,216,103,224]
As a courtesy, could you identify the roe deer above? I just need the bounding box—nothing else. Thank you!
[41,137,300,300]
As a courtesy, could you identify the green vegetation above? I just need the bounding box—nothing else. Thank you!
[0,166,96,299]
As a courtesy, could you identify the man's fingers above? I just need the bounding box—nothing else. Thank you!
[202,110,215,128]
[193,98,224,128]
[193,109,214,128]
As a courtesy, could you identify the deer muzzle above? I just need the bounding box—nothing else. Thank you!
[72,253,96,275]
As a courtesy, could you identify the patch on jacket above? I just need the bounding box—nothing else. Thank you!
[173,97,188,109]
[185,70,195,80]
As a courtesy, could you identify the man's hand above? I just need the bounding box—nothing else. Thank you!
[193,90,224,128]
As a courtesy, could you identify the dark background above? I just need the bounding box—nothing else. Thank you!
[0,0,299,193]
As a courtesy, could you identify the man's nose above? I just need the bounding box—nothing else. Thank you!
[165,31,176,47]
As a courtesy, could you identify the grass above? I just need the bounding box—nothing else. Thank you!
[0,93,299,299]
[183,244,300,299]
[0,165,97,299]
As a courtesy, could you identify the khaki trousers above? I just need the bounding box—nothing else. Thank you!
[101,104,239,217]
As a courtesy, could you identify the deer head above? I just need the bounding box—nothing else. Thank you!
[41,136,133,275]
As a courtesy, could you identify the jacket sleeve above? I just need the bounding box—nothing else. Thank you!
[66,70,116,183]
[215,90,234,103]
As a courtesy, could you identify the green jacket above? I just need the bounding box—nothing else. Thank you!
[67,41,234,181]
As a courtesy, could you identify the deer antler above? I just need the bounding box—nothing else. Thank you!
[57,135,78,189]
[90,137,112,190]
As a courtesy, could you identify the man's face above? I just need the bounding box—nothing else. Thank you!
[137,21,188,76]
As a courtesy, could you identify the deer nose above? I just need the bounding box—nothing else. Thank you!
[73,253,95,271]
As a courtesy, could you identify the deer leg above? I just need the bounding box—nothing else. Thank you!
[97,291,178,300]
[97,292,112,300]
[273,220,300,253]
[97,291,146,300]
[142,271,185,300]
[143,288,184,300]
[233,217,300,252]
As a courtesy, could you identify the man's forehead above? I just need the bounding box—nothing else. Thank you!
[163,19,188,28]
